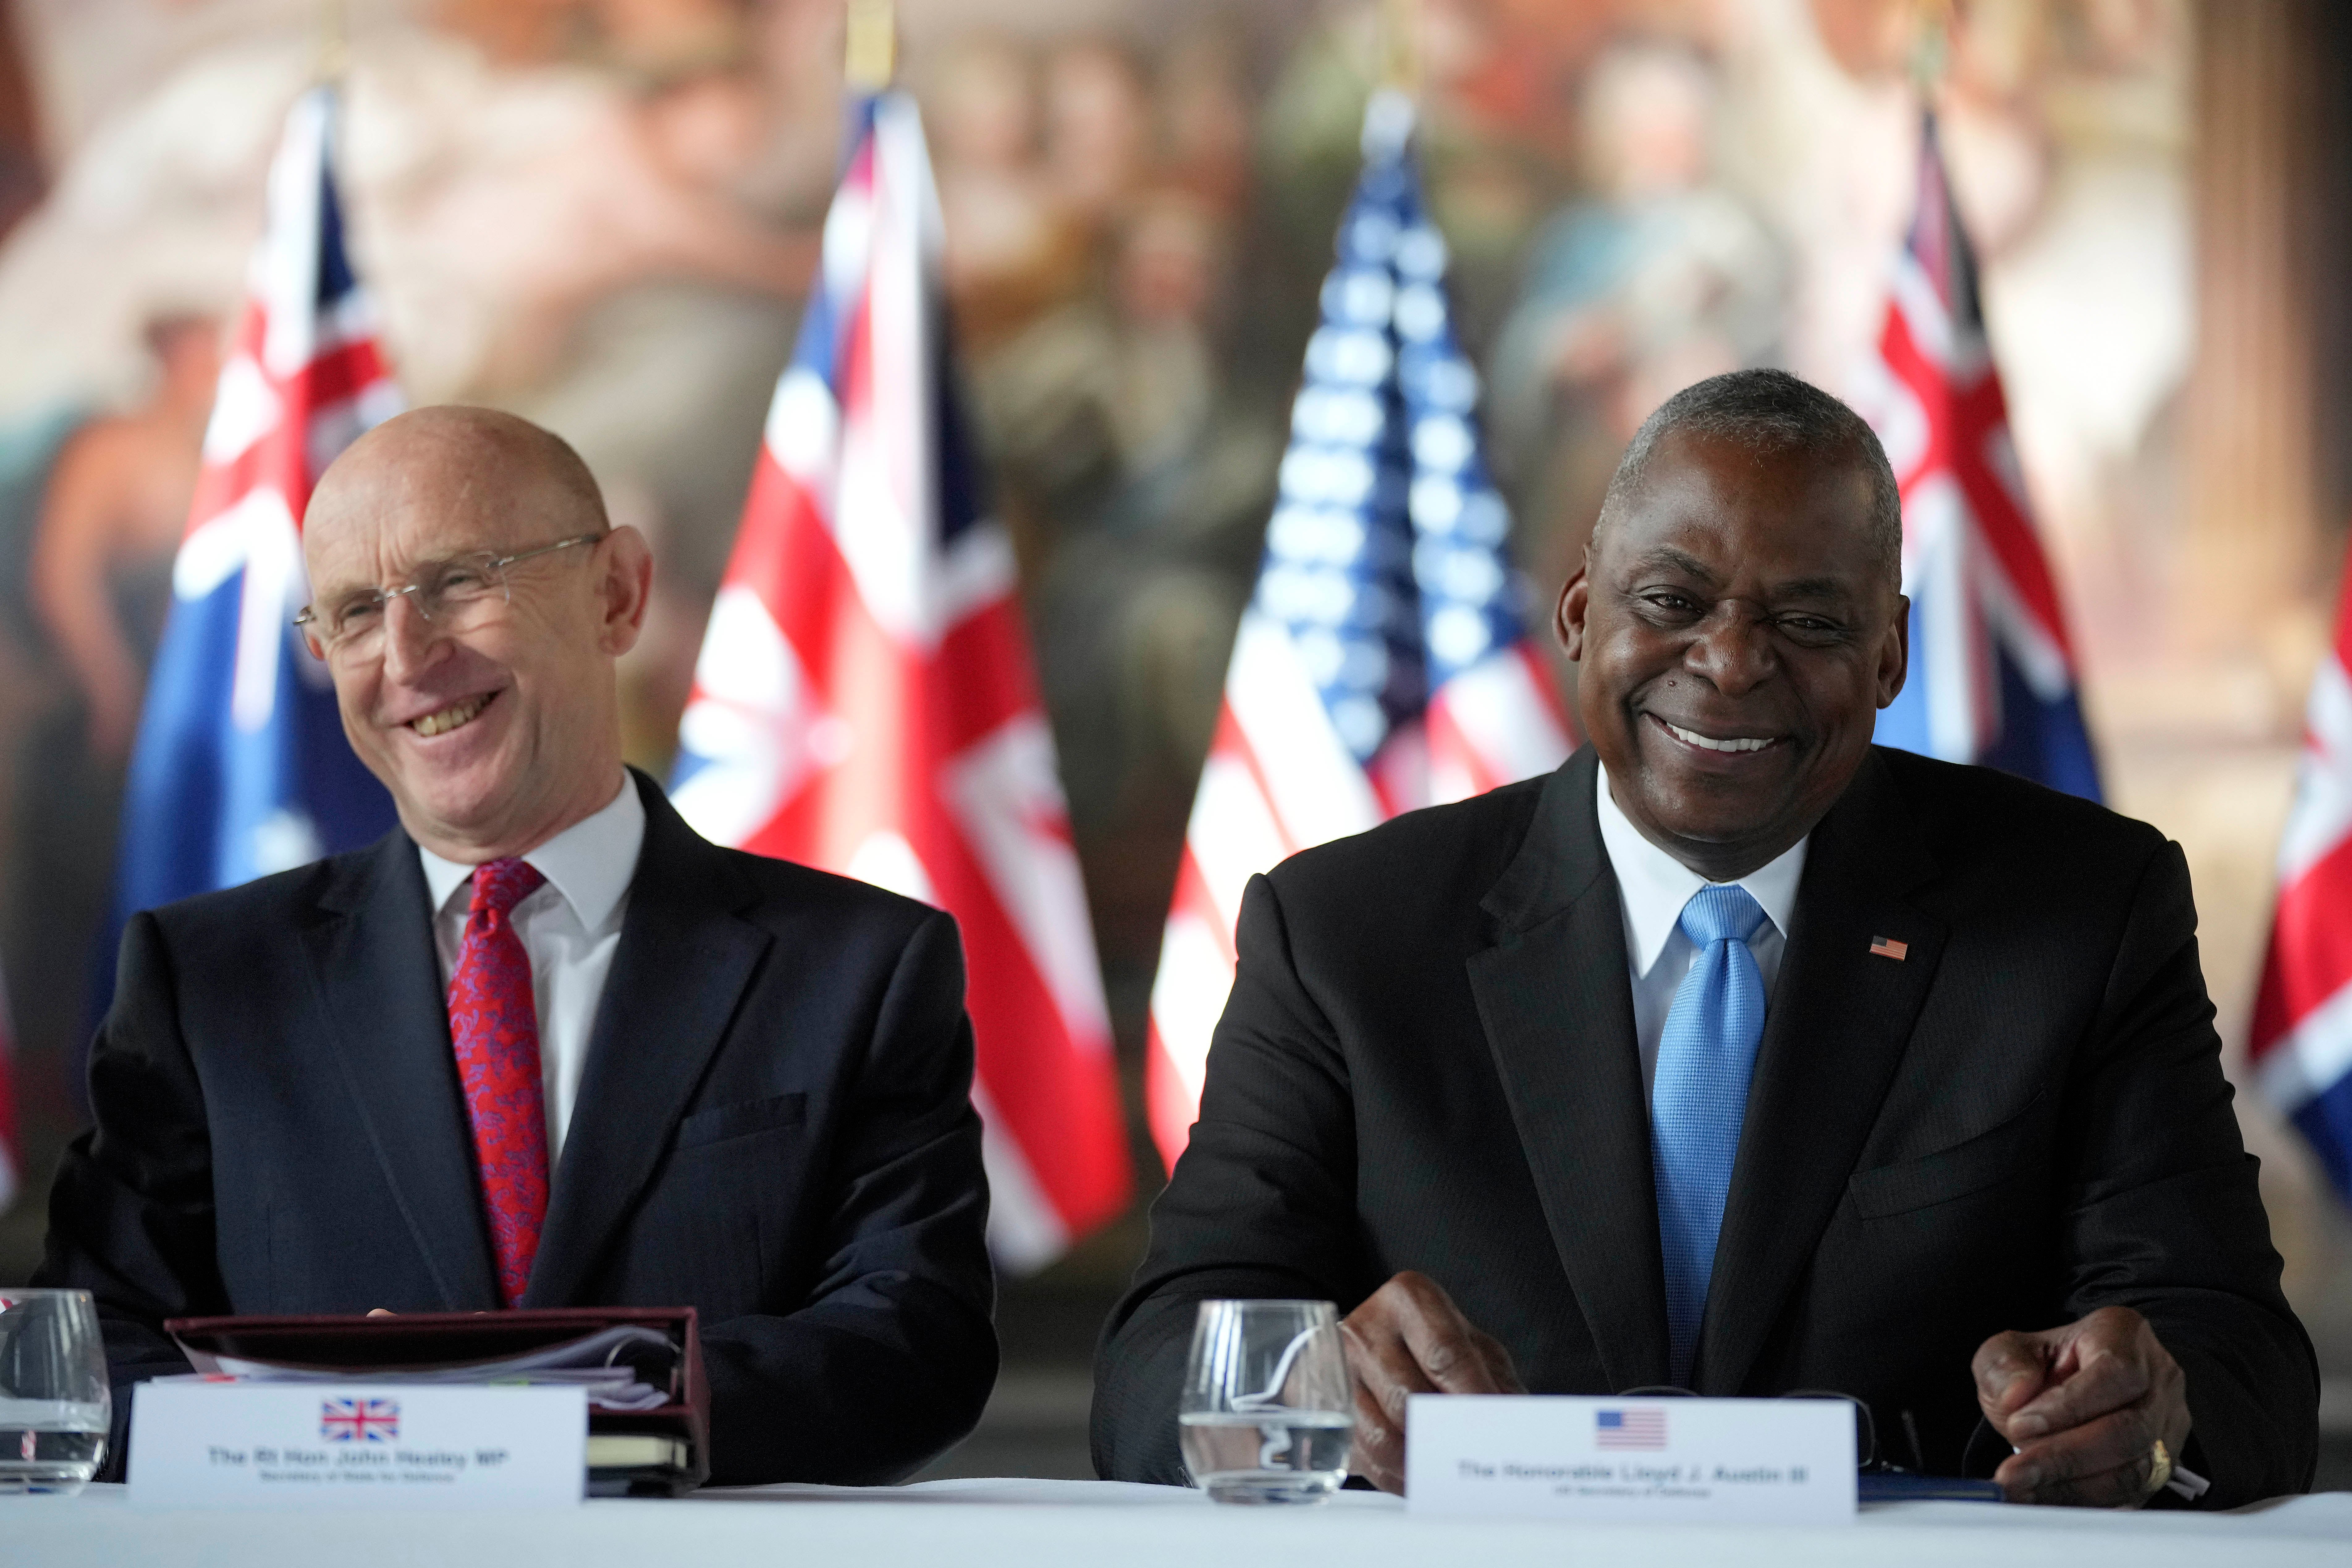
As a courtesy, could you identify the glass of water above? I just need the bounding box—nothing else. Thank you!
[0,1290,110,1494]
[1179,1299,1353,1504]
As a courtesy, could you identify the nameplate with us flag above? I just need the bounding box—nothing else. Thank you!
[129,1381,584,1510]
[1405,1395,1856,1523]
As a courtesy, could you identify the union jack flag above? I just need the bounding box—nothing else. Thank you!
[1143,91,1575,1170]
[321,1397,399,1443]
[1595,1407,1668,1450]
[1855,116,2099,799]
[109,87,399,942]
[2249,579,2352,1203]
[669,93,1129,1270]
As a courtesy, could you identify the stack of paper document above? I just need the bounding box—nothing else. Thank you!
[163,1307,712,1496]
[172,1324,679,1412]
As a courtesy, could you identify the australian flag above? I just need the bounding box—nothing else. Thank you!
[1143,90,1576,1168]
[1857,116,2100,799]
[111,87,399,945]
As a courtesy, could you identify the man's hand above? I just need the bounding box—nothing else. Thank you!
[1972,1306,2189,1507]
[1339,1270,1523,1494]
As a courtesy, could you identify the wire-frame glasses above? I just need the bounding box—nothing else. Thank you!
[293,532,605,660]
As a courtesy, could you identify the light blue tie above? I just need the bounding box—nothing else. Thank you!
[1651,884,1770,1385]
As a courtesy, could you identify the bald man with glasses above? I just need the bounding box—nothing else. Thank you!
[38,407,999,1486]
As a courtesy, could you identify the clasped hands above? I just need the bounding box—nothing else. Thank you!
[1339,1271,2190,1506]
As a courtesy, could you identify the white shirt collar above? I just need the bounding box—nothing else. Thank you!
[1594,761,1809,978]
[418,771,645,932]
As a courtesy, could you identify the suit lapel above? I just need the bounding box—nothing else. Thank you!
[304,832,501,1309]
[1467,750,1673,1394]
[524,773,771,1307]
[1695,750,1946,1393]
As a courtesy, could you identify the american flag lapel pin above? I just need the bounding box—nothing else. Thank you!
[1869,935,1908,961]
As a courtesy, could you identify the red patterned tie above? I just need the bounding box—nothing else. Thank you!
[448,857,549,1308]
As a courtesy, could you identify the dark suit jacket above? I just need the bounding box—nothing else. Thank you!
[1093,747,2316,1503]
[38,770,997,1485]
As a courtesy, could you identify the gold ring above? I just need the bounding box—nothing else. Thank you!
[2145,1438,2173,1499]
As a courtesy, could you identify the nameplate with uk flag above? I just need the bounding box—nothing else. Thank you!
[130,1380,585,1509]
[1406,1395,1856,1523]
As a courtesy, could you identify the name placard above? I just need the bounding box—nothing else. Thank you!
[1406,1395,1856,1524]
[130,1380,585,1510]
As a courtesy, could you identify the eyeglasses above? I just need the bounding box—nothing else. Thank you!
[293,533,605,660]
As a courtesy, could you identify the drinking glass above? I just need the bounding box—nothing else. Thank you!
[1178,1299,1353,1504]
[0,1290,110,1494]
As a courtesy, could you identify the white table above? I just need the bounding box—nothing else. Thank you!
[6,1477,2348,1567]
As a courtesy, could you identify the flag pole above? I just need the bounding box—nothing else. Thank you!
[315,0,350,85]
[1365,0,1419,158]
[1380,0,1421,99]
[1908,0,1952,101]
[845,0,895,93]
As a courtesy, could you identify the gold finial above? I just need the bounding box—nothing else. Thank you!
[1908,0,1952,95]
[1380,0,1421,96]
[316,0,349,83]
[845,0,895,93]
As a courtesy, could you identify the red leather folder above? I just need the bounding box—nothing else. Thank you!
[163,1306,710,1496]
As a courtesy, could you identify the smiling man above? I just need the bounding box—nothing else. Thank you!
[38,407,997,1485]
[1092,370,2317,1506]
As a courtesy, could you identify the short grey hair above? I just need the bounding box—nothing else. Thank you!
[1595,369,1904,592]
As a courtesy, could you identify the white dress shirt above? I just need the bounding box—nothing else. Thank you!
[1594,763,1809,1098]
[419,773,645,1160]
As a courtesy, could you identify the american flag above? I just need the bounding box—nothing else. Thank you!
[109,87,398,943]
[1143,90,1574,1170]
[1855,116,2099,799]
[1595,1407,1668,1450]
[2249,581,2352,1202]
[668,93,1129,1271]
[320,1397,399,1443]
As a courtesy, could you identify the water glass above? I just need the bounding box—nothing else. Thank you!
[0,1290,110,1494]
[1178,1299,1353,1504]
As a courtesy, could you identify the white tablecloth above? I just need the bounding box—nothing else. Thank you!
[6,1477,2348,1567]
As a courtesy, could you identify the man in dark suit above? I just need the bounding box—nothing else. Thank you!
[1093,370,2317,1506]
[37,407,995,1485]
